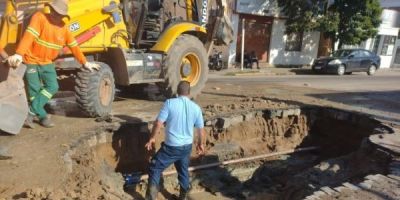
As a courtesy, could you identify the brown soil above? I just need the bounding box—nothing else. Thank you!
[0,80,397,199]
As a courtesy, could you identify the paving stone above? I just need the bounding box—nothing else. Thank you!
[365,174,390,183]
[359,180,374,189]
[205,119,218,126]
[388,174,400,181]
[313,191,327,197]
[62,151,73,173]
[369,133,400,154]
[87,135,97,147]
[243,112,254,121]
[281,108,301,117]
[266,109,282,118]
[373,174,398,183]
[282,109,294,117]
[365,174,379,181]
[305,196,319,200]
[254,111,263,117]
[216,115,244,129]
[343,182,360,190]
[333,186,347,192]
[293,108,301,116]
[97,132,107,144]
[320,186,339,196]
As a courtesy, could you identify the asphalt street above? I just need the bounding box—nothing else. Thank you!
[208,70,400,123]
[209,71,400,92]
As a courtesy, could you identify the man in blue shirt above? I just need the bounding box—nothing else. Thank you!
[145,81,205,200]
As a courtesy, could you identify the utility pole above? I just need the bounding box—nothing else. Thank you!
[241,18,245,71]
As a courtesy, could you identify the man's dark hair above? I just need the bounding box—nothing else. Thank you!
[177,81,190,95]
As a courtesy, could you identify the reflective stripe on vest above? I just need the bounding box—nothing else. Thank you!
[26,26,63,50]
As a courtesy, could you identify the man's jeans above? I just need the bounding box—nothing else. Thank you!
[148,143,192,191]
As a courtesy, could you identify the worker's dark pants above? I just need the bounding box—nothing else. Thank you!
[148,143,192,191]
[25,63,59,120]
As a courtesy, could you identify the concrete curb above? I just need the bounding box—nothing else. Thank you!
[210,67,400,77]
[221,70,296,77]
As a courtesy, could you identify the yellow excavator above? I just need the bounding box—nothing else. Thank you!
[0,0,233,134]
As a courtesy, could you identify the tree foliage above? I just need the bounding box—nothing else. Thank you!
[277,0,382,48]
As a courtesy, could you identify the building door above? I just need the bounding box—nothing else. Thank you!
[393,47,400,68]
[392,37,400,68]
[236,14,272,63]
[318,32,333,57]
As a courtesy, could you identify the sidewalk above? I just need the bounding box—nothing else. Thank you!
[209,66,400,77]
[209,66,310,76]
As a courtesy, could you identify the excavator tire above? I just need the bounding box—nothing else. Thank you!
[75,62,115,117]
[161,34,208,98]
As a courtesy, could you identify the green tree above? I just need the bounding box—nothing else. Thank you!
[277,0,382,50]
[334,0,382,48]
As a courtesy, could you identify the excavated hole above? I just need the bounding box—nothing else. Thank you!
[66,106,394,199]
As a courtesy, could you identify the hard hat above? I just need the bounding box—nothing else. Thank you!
[48,0,69,17]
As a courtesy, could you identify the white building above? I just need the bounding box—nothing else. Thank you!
[353,2,400,68]
[380,0,400,68]
[228,0,400,69]
[228,0,321,67]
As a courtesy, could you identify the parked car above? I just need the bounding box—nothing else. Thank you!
[312,49,381,75]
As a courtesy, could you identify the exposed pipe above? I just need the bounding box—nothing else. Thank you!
[140,146,319,181]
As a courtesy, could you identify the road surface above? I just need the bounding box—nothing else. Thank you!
[207,71,400,123]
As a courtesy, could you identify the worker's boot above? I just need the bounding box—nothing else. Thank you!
[24,112,36,129]
[39,116,55,128]
[178,186,188,200]
[145,184,158,200]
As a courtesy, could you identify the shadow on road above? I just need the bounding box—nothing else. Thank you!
[307,90,400,123]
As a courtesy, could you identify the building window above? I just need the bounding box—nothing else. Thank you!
[285,32,303,51]
[380,35,396,56]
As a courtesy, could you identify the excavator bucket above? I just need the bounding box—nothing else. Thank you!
[0,63,28,135]
[205,0,234,51]
[215,13,234,46]
[213,0,234,46]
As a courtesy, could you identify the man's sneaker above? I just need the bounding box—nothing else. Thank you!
[178,186,188,200]
[40,116,55,128]
[24,113,36,129]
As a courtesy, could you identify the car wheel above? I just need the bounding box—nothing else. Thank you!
[337,64,345,76]
[367,64,377,76]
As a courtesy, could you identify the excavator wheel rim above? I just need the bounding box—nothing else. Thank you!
[180,53,201,86]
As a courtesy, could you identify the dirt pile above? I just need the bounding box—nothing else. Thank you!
[1,102,395,200]
[203,97,289,118]
[206,114,309,157]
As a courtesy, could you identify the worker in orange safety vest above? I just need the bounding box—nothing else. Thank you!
[7,0,100,128]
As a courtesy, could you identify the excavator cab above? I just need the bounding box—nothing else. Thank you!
[0,0,233,134]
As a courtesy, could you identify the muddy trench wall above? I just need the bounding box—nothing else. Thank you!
[50,106,394,199]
